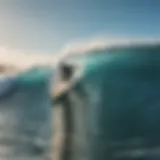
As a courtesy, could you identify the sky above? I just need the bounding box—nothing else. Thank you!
[0,0,160,67]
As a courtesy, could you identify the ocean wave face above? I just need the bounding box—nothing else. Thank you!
[57,44,160,160]
[0,67,53,160]
[85,45,160,160]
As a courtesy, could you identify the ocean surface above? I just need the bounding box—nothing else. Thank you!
[0,67,54,160]
[1,44,160,160]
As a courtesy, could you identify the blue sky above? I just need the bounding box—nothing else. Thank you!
[0,0,160,54]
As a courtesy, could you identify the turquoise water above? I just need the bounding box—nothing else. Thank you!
[1,44,160,160]
[59,44,160,160]
[0,67,54,160]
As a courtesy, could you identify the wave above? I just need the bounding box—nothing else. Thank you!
[54,43,160,160]
[0,67,54,159]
